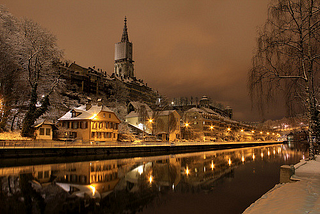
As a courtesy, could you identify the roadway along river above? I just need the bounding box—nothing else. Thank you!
[0,142,308,213]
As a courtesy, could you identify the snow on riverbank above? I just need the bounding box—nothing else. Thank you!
[244,157,320,213]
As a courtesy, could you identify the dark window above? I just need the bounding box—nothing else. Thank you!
[38,171,43,179]
[44,171,49,178]
[91,132,95,138]
[46,128,50,135]
[39,128,44,135]
[97,132,101,138]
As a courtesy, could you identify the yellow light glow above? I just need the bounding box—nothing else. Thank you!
[251,130,255,133]
[90,114,97,119]
[272,133,275,135]
[241,155,245,162]
[211,161,215,170]
[261,152,264,158]
[185,123,189,128]
[89,185,96,196]
[228,158,232,166]
[241,129,244,132]
[267,132,270,135]
[260,131,263,134]
[210,126,214,130]
[227,128,231,131]
[268,150,270,156]
[252,154,255,160]
[186,167,190,175]
[149,119,153,123]
[149,175,153,184]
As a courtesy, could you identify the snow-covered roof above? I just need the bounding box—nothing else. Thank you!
[33,120,56,128]
[58,104,115,121]
[157,110,178,116]
[126,111,139,118]
[129,101,153,113]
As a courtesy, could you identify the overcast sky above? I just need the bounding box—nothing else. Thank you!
[2,0,285,122]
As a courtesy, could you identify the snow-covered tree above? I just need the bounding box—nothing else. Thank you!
[249,0,320,159]
[20,18,63,137]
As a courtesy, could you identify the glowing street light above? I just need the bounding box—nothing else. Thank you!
[211,161,215,170]
[185,166,190,175]
[185,123,189,128]
[227,128,231,131]
[148,119,153,123]
[89,185,96,196]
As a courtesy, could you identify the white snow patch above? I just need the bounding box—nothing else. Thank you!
[244,157,320,213]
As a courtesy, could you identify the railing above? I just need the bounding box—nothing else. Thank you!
[0,139,281,149]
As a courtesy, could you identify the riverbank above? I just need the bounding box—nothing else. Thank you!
[243,156,320,213]
[0,141,281,159]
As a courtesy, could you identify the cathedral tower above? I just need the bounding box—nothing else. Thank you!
[114,17,134,79]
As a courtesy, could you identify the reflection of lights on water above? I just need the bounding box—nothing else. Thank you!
[278,148,282,154]
[186,167,190,175]
[241,156,245,163]
[211,161,215,170]
[204,154,206,159]
[89,185,96,196]
[252,154,255,161]
[137,166,144,175]
[261,152,264,158]
[172,184,175,190]
[228,158,232,166]
[303,154,305,159]
[273,149,276,155]
[268,150,270,156]
[204,166,206,172]
[149,175,153,184]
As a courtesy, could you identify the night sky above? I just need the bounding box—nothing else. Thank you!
[1,0,285,122]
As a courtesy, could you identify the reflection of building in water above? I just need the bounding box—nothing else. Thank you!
[0,144,305,213]
[177,146,285,191]
[55,160,119,198]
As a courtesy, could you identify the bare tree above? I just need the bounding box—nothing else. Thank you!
[20,18,63,137]
[249,0,320,159]
[0,6,27,131]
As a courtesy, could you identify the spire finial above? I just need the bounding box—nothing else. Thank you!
[121,16,129,42]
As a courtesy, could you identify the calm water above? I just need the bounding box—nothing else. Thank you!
[0,143,307,214]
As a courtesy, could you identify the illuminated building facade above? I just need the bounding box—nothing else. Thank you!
[57,102,121,142]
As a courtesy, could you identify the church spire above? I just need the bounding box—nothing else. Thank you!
[121,16,129,42]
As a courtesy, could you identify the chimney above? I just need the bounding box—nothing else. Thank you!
[86,97,92,110]
[97,98,102,106]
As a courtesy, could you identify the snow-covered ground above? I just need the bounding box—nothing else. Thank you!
[244,157,320,213]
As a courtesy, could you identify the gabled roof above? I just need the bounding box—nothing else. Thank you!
[58,104,117,121]
[157,110,179,117]
[129,101,153,113]
[33,120,56,129]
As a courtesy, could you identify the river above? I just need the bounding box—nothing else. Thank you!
[0,142,308,214]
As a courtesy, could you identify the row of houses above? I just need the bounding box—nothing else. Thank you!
[34,98,274,143]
